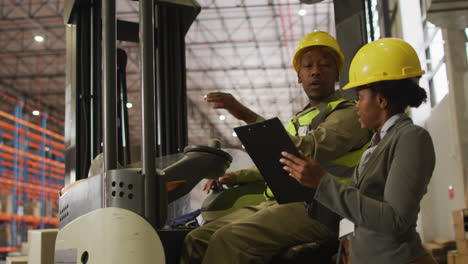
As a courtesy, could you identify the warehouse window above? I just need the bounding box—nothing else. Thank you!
[424,21,448,106]
[364,0,380,42]
[465,28,468,62]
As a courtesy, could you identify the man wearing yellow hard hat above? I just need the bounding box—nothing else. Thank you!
[180,31,371,264]
[281,38,437,263]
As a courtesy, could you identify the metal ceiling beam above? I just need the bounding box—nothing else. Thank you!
[269,1,297,110]
[213,0,265,116]
[0,23,65,77]
[0,7,65,76]
[0,0,63,19]
[187,85,295,91]
[0,24,63,31]
[0,79,64,122]
[187,65,291,72]
[185,56,227,95]
[0,28,36,53]
[187,37,302,47]
[188,18,253,110]
[0,46,65,78]
[195,12,328,21]
[186,69,222,94]
[186,74,240,144]
[0,49,65,56]
[3,0,65,44]
[0,14,62,20]
[201,2,308,10]
[0,73,65,79]
[187,97,232,147]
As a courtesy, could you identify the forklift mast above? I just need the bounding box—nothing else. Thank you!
[63,0,200,186]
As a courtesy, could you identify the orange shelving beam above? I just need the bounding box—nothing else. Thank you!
[0,151,65,174]
[0,213,59,227]
[0,178,60,196]
[0,175,63,197]
[0,144,64,169]
[0,132,63,158]
[0,247,18,253]
[0,120,65,151]
[0,91,64,126]
[0,173,64,191]
[0,110,64,142]
[1,162,63,181]
[1,160,64,181]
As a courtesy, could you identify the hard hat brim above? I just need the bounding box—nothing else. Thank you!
[343,70,425,90]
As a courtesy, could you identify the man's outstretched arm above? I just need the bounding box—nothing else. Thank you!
[204,92,259,124]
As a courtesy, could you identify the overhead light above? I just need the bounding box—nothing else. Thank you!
[219,115,226,121]
[232,131,237,137]
[298,9,307,16]
[126,102,133,109]
[32,110,40,116]
[34,35,44,42]
[45,147,50,152]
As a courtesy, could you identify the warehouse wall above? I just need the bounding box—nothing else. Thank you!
[421,96,466,241]
[397,0,468,242]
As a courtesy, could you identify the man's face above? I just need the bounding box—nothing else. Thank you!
[297,47,339,102]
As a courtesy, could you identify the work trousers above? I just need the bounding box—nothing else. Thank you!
[180,200,335,264]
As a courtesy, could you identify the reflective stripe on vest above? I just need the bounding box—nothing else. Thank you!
[264,99,369,200]
[285,99,347,136]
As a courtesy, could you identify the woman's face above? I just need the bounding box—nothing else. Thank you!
[356,88,385,131]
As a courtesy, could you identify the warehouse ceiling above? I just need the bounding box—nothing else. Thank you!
[0,0,334,151]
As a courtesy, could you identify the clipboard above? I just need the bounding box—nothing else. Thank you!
[233,117,316,204]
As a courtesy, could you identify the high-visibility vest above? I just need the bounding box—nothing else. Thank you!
[264,99,370,200]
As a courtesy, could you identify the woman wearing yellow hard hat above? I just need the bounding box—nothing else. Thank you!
[280,38,437,264]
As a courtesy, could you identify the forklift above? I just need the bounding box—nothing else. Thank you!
[55,0,376,263]
[56,0,234,263]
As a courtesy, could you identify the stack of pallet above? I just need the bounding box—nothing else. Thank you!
[450,209,468,263]
[424,241,446,263]
[424,238,456,264]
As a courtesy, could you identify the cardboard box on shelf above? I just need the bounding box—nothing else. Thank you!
[0,223,10,245]
[4,223,21,247]
[6,256,28,264]
[0,194,13,214]
[32,201,42,217]
[6,224,23,247]
[20,241,28,256]
[45,200,59,218]
[25,199,42,217]
[28,229,58,264]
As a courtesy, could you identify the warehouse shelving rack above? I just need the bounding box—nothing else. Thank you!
[0,101,64,253]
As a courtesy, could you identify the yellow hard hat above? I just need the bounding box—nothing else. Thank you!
[343,38,425,90]
[293,31,345,73]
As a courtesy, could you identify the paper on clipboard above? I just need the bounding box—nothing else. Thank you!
[339,218,355,239]
[233,117,316,204]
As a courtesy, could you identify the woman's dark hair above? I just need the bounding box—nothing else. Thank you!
[366,78,427,112]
